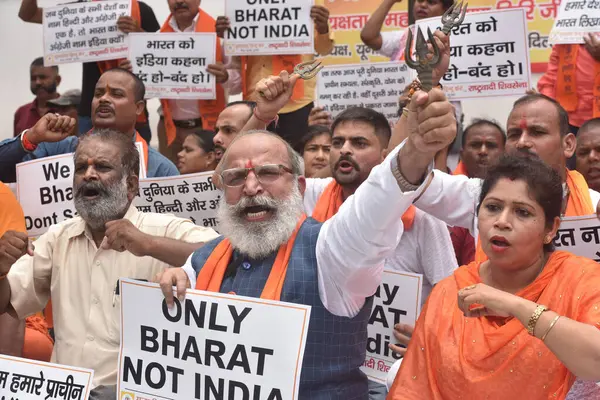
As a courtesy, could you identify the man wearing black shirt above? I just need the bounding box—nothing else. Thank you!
[18,0,160,143]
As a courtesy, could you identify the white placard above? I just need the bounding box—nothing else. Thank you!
[552,215,600,260]
[43,1,130,66]
[224,0,315,56]
[16,155,218,237]
[117,279,311,400]
[361,270,423,384]
[0,354,94,400]
[414,9,531,100]
[316,62,411,124]
[129,32,217,99]
[549,0,600,44]
[134,172,221,232]
[16,154,76,238]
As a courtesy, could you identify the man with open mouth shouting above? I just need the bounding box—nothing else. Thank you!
[156,69,457,399]
[0,68,178,183]
[0,128,218,398]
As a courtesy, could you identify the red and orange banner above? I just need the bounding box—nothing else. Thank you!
[323,0,557,73]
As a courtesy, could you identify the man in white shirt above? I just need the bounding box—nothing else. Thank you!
[304,106,456,399]
[0,129,218,398]
[395,93,600,243]
[157,72,457,399]
[157,0,240,162]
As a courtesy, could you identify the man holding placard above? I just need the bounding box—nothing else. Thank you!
[215,2,334,147]
[0,129,218,396]
[19,0,161,141]
[155,0,237,163]
[0,68,178,183]
[157,70,457,398]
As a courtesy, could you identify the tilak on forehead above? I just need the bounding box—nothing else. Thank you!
[520,116,528,130]
[245,160,254,168]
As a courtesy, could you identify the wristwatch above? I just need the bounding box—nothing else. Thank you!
[391,154,421,192]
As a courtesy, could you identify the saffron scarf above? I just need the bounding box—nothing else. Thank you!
[311,180,416,230]
[388,251,600,400]
[196,215,307,300]
[474,169,595,262]
[556,44,600,119]
[159,9,226,145]
[452,160,468,176]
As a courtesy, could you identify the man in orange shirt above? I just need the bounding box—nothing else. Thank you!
[0,182,53,362]
[215,3,334,148]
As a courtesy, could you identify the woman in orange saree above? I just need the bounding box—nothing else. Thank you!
[388,154,600,400]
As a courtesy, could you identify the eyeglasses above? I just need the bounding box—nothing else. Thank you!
[220,164,294,187]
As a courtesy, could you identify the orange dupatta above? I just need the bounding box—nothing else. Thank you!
[159,10,226,145]
[452,160,468,176]
[556,44,600,119]
[311,180,416,230]
[388,251,600,400]
[474,169,594,262]
[0,183,53,361]
[196,215,307,300]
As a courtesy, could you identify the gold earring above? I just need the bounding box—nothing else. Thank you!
[544,236,552,244]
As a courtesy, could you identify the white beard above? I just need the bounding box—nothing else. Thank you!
[74,175,130,230]
[217,184,304,259]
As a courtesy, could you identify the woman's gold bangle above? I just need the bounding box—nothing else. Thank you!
[527,304,548,336]
[541,315,561,341]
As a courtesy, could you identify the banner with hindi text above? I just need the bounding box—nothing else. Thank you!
[16,156,221,237]
[117,280,311,400]
[361,270,423,384]
[553,215,600,260]
[315,61,411,123]
[43,1,130,66]
[129,33,217,100]
[321,0,557,73]
[414,9,531,100]
[224,0,315,55]
[549,0,600,44]
[0,354,93,400]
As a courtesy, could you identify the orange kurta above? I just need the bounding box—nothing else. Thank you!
[388,251,600,400]
[474,169,595,262]
[0,182,53,362]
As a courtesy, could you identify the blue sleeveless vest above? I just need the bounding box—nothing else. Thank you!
[191,218,371,399]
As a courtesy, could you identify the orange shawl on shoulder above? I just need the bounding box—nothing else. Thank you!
[474,169,594,262]
[388,251,600,400]
[312,180,416,229]
[452,160,469,176]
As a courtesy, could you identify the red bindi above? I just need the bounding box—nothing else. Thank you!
[244,160,253,169]
[519,117,528,130]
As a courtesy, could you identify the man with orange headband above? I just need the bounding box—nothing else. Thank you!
[156,69,457,399]
[0,69,177,183]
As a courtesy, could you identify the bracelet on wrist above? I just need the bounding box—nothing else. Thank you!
[21,131,38,152]
[541,315,560,341]
[527,304,548,336]
[253,109,278,126]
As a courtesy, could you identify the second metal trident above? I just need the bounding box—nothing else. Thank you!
[404,1,468,92]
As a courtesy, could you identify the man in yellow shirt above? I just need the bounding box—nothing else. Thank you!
[216,4,333,148]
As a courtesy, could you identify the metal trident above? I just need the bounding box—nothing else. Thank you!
[441,1,468,35]
[258,59,323,98]
[404,27,440,92]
